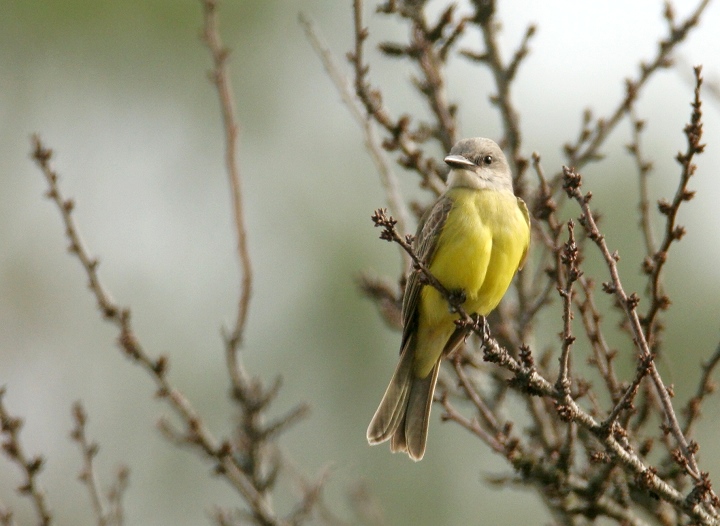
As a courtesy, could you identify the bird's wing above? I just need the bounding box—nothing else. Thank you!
[400,195,454,350]
[516,196,531,270]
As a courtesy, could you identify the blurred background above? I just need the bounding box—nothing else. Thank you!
[2,1,720,524]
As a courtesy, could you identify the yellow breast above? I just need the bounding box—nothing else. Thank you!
[413,187,530,377]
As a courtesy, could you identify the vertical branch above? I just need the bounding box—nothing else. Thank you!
[350,0,446,194]
[556,220,579,398]
[463,2,534,184]
[683,341,720,436]
[70,402,110,526]
[627,112,657,257]
[0,388,53,526]
[562,166,703,483]
[199,0,253,355]
[642,66,704,341]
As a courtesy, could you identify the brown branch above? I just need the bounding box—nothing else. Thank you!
[684,341,720,436]
[350,0,446,194]
[556,220,579,399]
[0,503,13,526]
[627,112,657,258]
[438,390,505,454]
[562,165,705,486]
[642,65,704,343]
[199,0,253,358]
[461,4,533,185]
[0,387,52,526]
[30,137,286,526]
[70,402,112,526]
[564,0,710,170]
[106,466,128,526]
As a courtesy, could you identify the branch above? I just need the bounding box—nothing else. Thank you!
[31,137,285,526]
[299,12,411,269]
[642,65,705,342]
[349,0,446,194]
[562,165,705,485]
[684,341,720,436]
[0,387,52,526]
[564,0,710,170]
[70,402,111,526]
[199,0,253,356]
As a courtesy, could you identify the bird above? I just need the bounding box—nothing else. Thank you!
[366,137,531,461]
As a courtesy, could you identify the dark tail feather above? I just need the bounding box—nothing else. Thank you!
[367,338,415,445]
[367,334,441,462]
[401,360,440,461]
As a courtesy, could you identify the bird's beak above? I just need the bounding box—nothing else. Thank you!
[444,155,475,169]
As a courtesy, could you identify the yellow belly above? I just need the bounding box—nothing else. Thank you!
[413,187,529,377]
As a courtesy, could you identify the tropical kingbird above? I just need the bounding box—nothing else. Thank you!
[367,137,531,461]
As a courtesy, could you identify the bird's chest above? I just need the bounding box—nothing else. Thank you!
[429,190,517,294]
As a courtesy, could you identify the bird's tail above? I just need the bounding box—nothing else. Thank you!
[367,337,440,461]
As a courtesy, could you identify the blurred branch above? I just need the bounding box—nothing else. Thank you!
[299,12,412,269]
[684,341,720,436]
[199,0,253,357]
[70,401,127,526]
[462,6,535,182]
[627,111,657,258]
[70,402,108,526]
[30,137,291,525]
[0,387,52,526]
[0,503,13,526]
[349,0,446,194]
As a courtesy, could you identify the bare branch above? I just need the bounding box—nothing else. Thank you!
[30,137,285,526]
[0,387,53,526]
[70,402,110,526]
[564,0,710,170]
[299,12,412,269]
[199,0,253,357]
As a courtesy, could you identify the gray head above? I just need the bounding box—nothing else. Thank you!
[444,137,514,192]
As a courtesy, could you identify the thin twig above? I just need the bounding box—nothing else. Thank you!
[199,0,253,355]
[684,341,720,436]
[299,12,411,270]
[562,165,703,483]
[642,66,705,342]
[31,137,284,526]
[0,387,52,526]
[627,111,657,258]
[70,402,110,526]
[564,0,710,171]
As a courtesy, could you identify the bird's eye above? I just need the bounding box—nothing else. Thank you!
[482,155,493,165]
